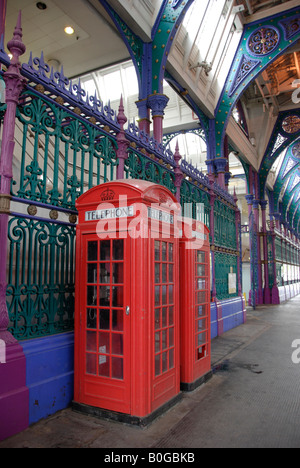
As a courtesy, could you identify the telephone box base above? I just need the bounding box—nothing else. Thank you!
[180,370,213,393]
[72,394,182,428]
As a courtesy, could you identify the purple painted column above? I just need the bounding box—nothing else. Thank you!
[0,12,29,441]
[233,189,242,297]
[209,184,223,335]
[116,95,129,180]
[253,199,263,304]
[261,200,271,304]
[269,221,280,304]
[136,98,151,135]
[234,189,246,321]
[0,0,7,39]
[147,94,169,143]
[214,158,227,189]
[245,194,254,305]
[173,141,183,204]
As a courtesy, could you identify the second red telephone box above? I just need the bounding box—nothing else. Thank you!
[179,219,212,391]
[73,180,181,425]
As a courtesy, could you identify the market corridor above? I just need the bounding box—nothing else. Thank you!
[1,297,300,449]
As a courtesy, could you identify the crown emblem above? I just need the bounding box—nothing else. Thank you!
[100,189,115,201]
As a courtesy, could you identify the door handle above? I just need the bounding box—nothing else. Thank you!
[126,306,130,316]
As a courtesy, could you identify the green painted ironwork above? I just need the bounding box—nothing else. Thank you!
[214,199,236,249]
[180,179,211,229]
[214,252,238,301]
[6,88,118,340]
[7,217,75,340]
[124,148,176,194]
[12,90,118,209]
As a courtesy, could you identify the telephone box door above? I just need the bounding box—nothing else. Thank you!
[77,234,131,414]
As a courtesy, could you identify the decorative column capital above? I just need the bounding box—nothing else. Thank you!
[245,194,254,205]
[252,199,260,210]
[214,157,227,174]
[260,200,268,210]
[147,93,169,117]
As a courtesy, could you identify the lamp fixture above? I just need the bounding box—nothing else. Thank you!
[36,2,47,10]
[64,26,75,35]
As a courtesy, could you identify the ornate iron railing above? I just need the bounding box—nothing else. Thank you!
[0,49,242,340]
[7,216,75,340]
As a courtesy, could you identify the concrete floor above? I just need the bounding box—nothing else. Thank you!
[1,297,300,449]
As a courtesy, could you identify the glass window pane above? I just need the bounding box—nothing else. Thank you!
[112,357,123,380]
[162,242,167,261]
[88,241,98,261]
[169,264,173,283]
[169,327,174,347]
[113,240,124,260]
[197,305,205,317]
[99,355,110,377]
[197,291,206,304]
[99,309,110,330]
[112,286,123,307]
[197,264,205,277]
[100,286,110,307]
[155,263,160,284]
[87,286,97,306]
[103,70,122,101]
[87,308,97,329]
[169,306,174,325]
[155,241,160,261]
[112,334,123,355]
[169,243,173,262]
[86,354,97,375]
[197,318,206,331]
[86,331,97,352]
[196,333,206,347]
[99,332,110,354]
[113,263,124,284]
[162,329,168,350]
[162,307,168,328]
[162,352,168,373]
[169,349,174,369]
[155,286,160,306]
[87,264,97,284]
[155,332,161,353]
[99,263,110,284]
[162,263,167,283]
[197,279,206,290]
[162,285,167,305]
[169,285,174,304]
[155,308,160,330]
[100,240,111,261]
[112,310,123,331]
[197,251,205,263]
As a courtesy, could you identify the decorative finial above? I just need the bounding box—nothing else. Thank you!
[7,11,26,65]
[117,95,127,128]
[174,139,181,165]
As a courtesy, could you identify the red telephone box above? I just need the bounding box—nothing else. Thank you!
[73,179,181,425]
[179,219,212,391]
